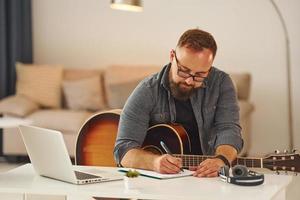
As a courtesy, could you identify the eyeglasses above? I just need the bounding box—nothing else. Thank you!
[174,51,210,83]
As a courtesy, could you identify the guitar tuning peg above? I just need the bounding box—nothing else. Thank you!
[294,172,298,176]
[274,150,280,154]
[283,149,289,154]
[276,170,280,175]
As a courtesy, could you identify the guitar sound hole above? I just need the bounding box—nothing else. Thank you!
[142,124,190,155]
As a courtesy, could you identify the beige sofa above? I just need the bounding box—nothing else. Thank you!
[0,64,254,158]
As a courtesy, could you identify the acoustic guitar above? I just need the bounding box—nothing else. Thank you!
[75,110,300,174]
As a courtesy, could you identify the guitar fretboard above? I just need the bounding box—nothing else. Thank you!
[173,154,262,168]
[234,157,262,168]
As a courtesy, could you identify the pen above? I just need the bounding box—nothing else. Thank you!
[160,141,184,172]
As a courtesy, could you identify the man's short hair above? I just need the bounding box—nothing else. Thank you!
[177,28,217,58]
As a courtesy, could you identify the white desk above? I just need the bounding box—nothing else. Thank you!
[0,164,293,200]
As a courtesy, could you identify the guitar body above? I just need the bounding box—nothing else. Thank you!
[75,110,192,166]
[75,109,121,166]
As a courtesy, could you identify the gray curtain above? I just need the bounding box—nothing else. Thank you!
[0,0,32,99]
[0,0,32,156]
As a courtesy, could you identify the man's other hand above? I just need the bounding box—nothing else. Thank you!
[153,154,182,174]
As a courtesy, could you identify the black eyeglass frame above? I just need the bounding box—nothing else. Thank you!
[173,51,211,83]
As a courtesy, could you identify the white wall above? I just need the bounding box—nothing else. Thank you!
[274,0,300,153]
[32,0,300,156]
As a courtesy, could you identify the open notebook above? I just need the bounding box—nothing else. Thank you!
[118,168,193,179]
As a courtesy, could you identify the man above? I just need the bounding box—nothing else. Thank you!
[114,28,243,177]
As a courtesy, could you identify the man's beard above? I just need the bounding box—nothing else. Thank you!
[169,78,195,101]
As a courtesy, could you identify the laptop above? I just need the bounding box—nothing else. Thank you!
[19,125,123,184]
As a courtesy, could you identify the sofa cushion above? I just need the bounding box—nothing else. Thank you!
[27,109,92,133]
[63,68,107,107]
[104,66,160,108]
[106,79,143,109]
[239,100,254,119]
[16,62,63,108]
[64,68,103,81]
[62,76,106,111]
[0,95,39,117]
[230,73,251,100]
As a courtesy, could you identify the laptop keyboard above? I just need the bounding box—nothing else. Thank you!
[74,171,101,180]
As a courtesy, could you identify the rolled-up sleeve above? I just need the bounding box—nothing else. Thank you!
[214,74,244,153]
[113,81,154,164]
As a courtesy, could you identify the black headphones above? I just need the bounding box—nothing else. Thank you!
[219,165,264,186]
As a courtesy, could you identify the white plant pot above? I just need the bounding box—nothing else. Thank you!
[124,176,140,190]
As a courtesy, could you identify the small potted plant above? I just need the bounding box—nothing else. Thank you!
[124,169,140,190]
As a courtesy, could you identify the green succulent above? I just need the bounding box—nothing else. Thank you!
[125,169,140,178]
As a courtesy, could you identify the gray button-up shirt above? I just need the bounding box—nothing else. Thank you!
[114,64,243,164]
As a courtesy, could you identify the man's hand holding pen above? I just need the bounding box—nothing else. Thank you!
[153,154,183,174]
[151,141,183,174]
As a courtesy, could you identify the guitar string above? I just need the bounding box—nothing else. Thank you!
[180,157,292,162]
[262,164,297,170]
[183,160,261,167]
[178,157,262,161]
[175,154,294,161]
[263,159,296,162]
[175,155,262,160]
[263,163,294,167]
[181,161,296,171]
[176,155,295,168]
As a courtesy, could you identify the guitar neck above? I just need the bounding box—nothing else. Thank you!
[173,154,263,168]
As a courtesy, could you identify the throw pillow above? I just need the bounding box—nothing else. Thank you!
[105,79,142,109]
[104,66,160,109]
[16,62,63,108]
[230,73,251,100]
[62,76,105,111]
[0,95,39,117]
